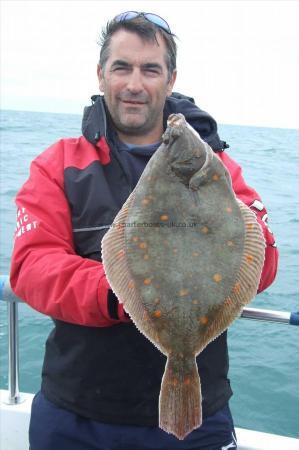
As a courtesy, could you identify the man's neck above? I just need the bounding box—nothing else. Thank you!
[117,124,163,146]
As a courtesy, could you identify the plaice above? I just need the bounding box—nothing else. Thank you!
[102,113,265,440]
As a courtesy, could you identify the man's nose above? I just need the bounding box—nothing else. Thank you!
[127,69,143,93]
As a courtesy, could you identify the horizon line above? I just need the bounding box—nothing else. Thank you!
[1,108,298,132]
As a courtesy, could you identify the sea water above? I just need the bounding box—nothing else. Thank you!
[0,109,298,439]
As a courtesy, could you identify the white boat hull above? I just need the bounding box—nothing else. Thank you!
[1,389,298,450]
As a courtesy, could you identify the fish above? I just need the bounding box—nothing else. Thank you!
[101,113,265,440]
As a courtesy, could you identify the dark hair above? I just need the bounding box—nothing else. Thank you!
[99,16,177,81]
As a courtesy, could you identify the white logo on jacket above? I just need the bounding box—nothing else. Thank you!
[15,207,38,238]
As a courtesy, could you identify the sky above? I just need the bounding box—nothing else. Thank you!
[1,0,299,129]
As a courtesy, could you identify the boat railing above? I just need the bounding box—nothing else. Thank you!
[1,275,23,405]
[0,274,299,407]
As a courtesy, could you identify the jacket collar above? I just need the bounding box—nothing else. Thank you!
[82,93,228,152]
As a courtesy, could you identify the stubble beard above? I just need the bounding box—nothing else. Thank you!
[110,101,164,137]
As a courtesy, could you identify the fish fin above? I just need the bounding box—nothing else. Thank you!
[195,199,266,352]
[101,193,139,310]
[159,355,202,440]
[102,193,159,342]
[231,199,265,306]
[101,196,133,300]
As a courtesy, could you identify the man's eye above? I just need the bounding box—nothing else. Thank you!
[144,68,160,75]
[113,67,129,72]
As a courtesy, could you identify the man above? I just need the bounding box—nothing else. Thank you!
[10,11,278,450]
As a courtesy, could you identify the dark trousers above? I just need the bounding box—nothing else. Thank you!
[29,391,237,450]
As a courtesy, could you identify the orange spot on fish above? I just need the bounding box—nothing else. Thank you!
[143,254,149,260]
[192,299,198,304]
[233,282,241,294]
[139,242,147,249]
[117,249,125,258]
[227,240,234,247]
[226,207,233,213]
[128,280,135,289]
[246,254,254,264]
[143,278,152,285]
[143,311,149,321]
[172,377,178,386]
[199,316,208,325]
[213,273,222,283]
[179,289,189,297]
[153,310,162,318]
[212,174,220,181]
[160,214,169,221]
[201,226,209,234]
[184,377,191,385]
[247,223,254,230]
[224,297,233,306]
[141,198,150,205]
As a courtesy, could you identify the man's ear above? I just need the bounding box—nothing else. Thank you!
[97,64,105,92]
[167,69,177,96]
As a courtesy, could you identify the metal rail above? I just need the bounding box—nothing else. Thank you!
[0,276,23,404]
[0,274,298,406]
[241,307,290,324]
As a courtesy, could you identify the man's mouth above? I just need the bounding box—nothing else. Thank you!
[121,100,146,105]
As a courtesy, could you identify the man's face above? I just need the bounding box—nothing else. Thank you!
[97,29,176,143]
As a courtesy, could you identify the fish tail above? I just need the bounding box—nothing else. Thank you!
[159,355,202,440]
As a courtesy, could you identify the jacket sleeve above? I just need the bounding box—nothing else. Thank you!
[9,143,130,327]
[219,151,278,293]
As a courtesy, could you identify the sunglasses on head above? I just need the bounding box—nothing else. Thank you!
[113,11,172,35]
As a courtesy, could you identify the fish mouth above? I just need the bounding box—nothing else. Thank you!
[163,114,186,144]
[167,113,187,128]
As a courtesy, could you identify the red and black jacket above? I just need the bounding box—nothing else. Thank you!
[10,94,278,425]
